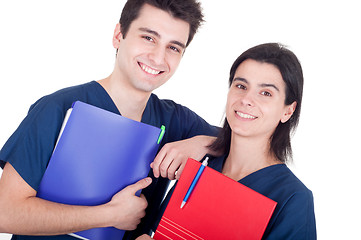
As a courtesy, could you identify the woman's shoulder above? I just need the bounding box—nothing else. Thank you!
[262,165,316,239]
[272,164,311,194]
[240,164,313,205]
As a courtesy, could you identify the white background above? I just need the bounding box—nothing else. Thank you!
[1,1,360,239]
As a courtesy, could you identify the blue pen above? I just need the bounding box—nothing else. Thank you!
[180,157,209,209]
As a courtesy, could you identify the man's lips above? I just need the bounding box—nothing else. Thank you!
[138,62,164,75]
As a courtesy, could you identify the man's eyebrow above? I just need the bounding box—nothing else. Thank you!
[139,27,160,38]
[138,27,186,50]
[170,40,186,50]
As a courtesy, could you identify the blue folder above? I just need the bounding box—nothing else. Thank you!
[36,101,165,240]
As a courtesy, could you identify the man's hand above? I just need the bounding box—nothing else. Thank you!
[106,177,152,230]
[0,163,152,235]
[151,135,216,180]
[136,234,153,239]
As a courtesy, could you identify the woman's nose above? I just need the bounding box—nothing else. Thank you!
[240,92,254,107]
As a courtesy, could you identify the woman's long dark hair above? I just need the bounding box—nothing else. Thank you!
[209,43,304,163]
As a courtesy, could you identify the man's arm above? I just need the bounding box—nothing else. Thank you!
[151,135,219,180]
[0,162,151,235]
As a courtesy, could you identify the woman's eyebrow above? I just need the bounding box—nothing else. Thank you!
[233,77,248,84]
[259,83,280,92]
[233,77,280,92]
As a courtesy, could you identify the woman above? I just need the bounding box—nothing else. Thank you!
[206,42,316,239]
[139,43,316,239]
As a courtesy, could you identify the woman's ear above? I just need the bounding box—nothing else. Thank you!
[281,101,297,123]
[112,23,123,49]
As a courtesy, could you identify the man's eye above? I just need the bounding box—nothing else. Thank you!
[169,46,180,53]
[261,91,272,97]
[143,36,154,42]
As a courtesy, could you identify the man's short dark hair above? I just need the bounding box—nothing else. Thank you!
[119,0,204,47]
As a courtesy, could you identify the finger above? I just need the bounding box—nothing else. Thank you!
[152,147,168,177]
[167,169,176,180]
[126,177,152,195]
[136,234,153,240]
[175,162,186,180]
[159,153,177,178]
[167,158,183,180]
[138,194,149,212]
[155,151,175,179]
[139,193,146,200]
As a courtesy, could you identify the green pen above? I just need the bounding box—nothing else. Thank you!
[157,125,166,144]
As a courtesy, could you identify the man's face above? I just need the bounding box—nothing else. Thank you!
[113,4,190,94]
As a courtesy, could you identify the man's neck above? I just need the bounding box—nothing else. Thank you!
[97,75,151,122]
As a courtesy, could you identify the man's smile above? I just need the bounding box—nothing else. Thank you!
[138,62,164,75]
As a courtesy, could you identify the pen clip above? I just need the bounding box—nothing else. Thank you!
[202,157,209,166]
[157,125,166,144]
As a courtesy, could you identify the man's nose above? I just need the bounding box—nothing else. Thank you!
[149,45,166,66]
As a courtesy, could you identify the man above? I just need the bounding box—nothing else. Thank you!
[0,0,218,239]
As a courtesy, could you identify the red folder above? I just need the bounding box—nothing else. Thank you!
[154,158,277,240]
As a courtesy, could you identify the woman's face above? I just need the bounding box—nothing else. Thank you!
[226,59,296,140]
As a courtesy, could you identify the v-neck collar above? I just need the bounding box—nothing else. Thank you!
[92,80,152,124]
[208,155,286,184]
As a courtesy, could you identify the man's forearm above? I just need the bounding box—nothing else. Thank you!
[0,163,151,236]
[0,189,112,235]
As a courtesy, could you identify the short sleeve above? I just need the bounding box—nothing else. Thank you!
[265,190,317,240]
[167,101,219,141]
[141,95,219,146]
[0,97,68,191]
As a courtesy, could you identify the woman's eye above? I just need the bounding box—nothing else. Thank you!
[236,84,246,90]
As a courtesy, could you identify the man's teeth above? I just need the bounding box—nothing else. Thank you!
[141,64,160,75]
[236,111,256,119]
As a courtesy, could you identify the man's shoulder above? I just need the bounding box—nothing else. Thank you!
[29,81,97,113]
[39,81,96,103]
[146,93,217,139]
[149,93,191,112]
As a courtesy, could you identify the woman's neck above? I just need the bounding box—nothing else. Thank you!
[222,134,281,181]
